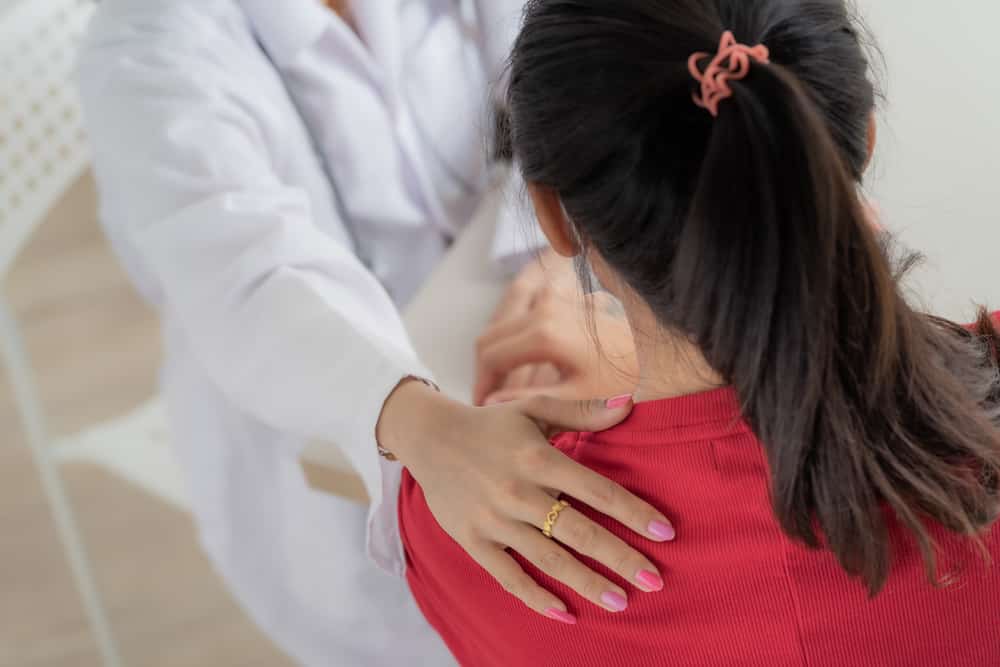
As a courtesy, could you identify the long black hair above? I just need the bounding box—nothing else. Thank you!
[507,0,1000,593]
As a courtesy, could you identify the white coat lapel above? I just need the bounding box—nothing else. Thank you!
[399,0,489,196]
[348,1,404,106]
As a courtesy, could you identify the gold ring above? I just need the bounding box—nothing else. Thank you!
[541,500,570,539]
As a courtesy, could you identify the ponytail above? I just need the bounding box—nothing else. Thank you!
[677,62,1000,592]
[508,0,1000,594]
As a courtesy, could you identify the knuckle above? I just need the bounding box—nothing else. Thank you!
[566,520,601,554]
[611,550,636,577]
[502,574,533,600]
[497,576,520,596]
[588,479,620,509]
[514,444,550,471]
[537,321,560,349]
[495,478,528,505]
[536,290,557,314]
[582,577,605,602]
[523,394,554,419]
[451,521,477,545]
[628,507,651,531]
[476,505,505,530]
[538,549,565,576]
[451,519,484,546]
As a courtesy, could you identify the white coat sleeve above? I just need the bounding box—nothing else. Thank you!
[78,39,420,574]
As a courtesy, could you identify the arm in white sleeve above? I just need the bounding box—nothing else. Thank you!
[77,38,423,531]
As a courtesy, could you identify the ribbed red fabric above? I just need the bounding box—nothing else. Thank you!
[400,317,1000,667]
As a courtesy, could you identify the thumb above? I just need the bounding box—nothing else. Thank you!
[518,393,634,436]
[484,384,574,406]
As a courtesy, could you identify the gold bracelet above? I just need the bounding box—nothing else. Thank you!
[377,376,439,461]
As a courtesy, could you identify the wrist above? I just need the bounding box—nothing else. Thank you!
[376,377,454,465]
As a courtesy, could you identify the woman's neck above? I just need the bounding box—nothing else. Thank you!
[623,296,725,403]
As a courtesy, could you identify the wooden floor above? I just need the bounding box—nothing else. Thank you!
[0,174,294,666]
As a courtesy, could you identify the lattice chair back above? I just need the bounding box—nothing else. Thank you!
[0,0,96,277]
[0,3,121,665]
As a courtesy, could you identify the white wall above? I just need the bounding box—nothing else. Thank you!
[857,0,1000,319]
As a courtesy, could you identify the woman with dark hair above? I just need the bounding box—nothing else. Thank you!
[395,1,1000,664]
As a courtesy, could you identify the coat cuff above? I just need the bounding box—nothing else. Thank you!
[341,355,435,578]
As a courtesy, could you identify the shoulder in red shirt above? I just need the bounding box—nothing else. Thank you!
[400,315,1000,667]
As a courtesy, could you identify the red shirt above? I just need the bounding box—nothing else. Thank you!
[400,378,1000,666]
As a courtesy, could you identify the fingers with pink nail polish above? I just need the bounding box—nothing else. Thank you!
[601,591,629,612]
[545,608,578,625]
[605,394,633,409]
[636,569,664,592]
[648,519,677,542]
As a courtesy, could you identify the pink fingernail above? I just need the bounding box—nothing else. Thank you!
[601,591,628,612]
[545,608,578,625]
[636,569,664,592]
[648,519,676,542]
[605,394,632,409]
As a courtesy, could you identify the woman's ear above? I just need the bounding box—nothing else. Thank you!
[863,112,877,173]
[527,183,579,258]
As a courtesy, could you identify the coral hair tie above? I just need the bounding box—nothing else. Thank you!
[689,31,771,117]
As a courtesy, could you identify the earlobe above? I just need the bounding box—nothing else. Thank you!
[527,183,579,258]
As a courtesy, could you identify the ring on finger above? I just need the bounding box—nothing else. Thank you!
[541,499,570,539]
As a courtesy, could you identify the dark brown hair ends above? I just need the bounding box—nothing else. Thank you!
[507,0,1000,593]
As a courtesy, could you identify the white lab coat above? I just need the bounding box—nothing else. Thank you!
[77,0,528,664]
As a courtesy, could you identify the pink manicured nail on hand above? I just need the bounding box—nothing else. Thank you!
[545,608,578,625]
[648,519,676,542]
[606,394,633,409]
[636,569,664,592]
[601,591,629,612]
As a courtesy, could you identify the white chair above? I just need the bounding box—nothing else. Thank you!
[0,1,122,665]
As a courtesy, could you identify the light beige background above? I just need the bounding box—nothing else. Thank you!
[858,0,999,319]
